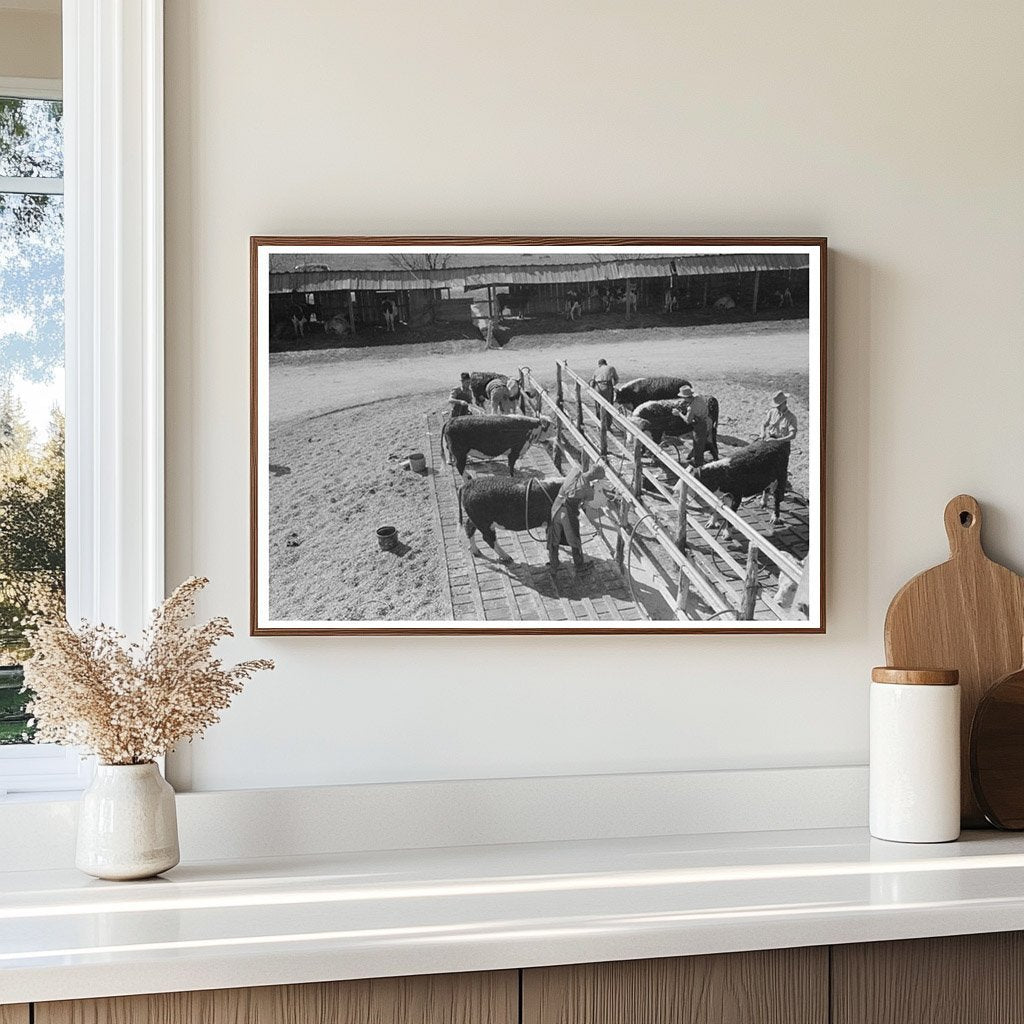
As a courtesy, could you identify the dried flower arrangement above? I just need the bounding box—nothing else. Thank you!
[23,577,273,765]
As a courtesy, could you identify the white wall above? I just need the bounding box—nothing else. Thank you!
[164,1,1024,792]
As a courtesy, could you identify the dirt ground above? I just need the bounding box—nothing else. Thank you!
[268,319,813,622]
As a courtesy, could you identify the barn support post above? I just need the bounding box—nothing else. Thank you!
[575,381,584,433]
[348,291,356,335]
[486,286,495,347]
[556,362,564,410]
[702,277,708,308]
[675,481,688,551]
[632,438,644,497]
[742,544,760,619]
[751,269,760,314]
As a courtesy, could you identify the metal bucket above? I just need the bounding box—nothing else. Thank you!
[408,452,426,473]
[376,525,398,551]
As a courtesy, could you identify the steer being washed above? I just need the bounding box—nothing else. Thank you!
[614,376,692,412]
[443,414,552,478]
[459,477,561,564]
[459,476,593,568]
[691,438,791,528]
[629,397,720,450]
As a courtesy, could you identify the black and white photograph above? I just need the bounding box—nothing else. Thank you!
[251,239,825,633]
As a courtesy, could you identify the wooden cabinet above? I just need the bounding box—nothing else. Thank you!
[831,932,1024,1024]
[14,933,1024,1024]
[522,948,828,1024]
[34,972,517,1024]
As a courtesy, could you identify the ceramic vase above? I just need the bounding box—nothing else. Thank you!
[76,762,180,880]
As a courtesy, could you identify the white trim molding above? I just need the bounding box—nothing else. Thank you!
[0,75,62,100]
[0,2,164,798]
[63,0,164,634]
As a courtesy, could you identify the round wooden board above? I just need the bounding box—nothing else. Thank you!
[971,664,1024,829]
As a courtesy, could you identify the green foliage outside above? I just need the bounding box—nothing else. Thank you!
[0,96,66,744]
[0,381,66,745]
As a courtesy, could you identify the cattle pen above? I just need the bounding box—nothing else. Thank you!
[519,364,807,622]
[427,364,808,624]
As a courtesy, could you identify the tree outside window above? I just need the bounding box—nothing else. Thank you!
[0,95,65,744]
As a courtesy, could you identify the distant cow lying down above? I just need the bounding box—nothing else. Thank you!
[690,438,791,528]
[443,414,552,478]
[460,476,584,567]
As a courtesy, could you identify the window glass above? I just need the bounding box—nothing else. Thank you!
[0,97,63,178]
[0,97,65,746]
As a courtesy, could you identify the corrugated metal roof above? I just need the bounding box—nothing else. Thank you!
[269,252,808,293]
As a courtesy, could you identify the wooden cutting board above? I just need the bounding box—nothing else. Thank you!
[884,494,1024,826]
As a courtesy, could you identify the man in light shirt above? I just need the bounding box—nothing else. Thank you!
[762,390,798,442]
[590,358,618,425]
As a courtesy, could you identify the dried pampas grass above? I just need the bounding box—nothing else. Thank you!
[23,577,273,765]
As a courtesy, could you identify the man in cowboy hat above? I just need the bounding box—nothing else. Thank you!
[762,390,798,441]
[672,383,717,465]
[547,463,606,572]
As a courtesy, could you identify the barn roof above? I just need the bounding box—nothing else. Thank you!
[268,252,808,293]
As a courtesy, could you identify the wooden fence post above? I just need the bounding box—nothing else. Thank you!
[742,544,760,619]
[575,380,584,433]
[599,409,608,458]
[554,419,563,473]
[556,362,564,411]
[676,566,690,616]
[675,481,688,551]
[632,438,644,497]
[615,505,628,569]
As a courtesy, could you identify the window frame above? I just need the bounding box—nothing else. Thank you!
[0,0,165,797]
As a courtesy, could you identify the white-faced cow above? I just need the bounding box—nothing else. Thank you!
[614,376,692,412]
[443,414,552,479]
[691,438,791,528]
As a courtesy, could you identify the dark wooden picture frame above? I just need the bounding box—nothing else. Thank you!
[251,236,826,635]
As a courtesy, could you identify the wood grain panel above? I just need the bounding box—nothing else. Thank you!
[0,1007,30,1024]
[832,933,1024,1024]
[36,971,517,1024]
[883,493,1024,825]
[522,948,828,1024]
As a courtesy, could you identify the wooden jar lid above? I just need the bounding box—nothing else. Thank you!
[871,667,960,686]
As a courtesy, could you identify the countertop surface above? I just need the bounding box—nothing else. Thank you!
[4,826,1024,1004]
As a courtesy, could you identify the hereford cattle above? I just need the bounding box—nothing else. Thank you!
[691,438,791,527]
[629,397,720,449]
[614,376,692,411]
[459,476,568,565]
[443,414,552,478]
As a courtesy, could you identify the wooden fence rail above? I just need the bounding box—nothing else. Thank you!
[520,362,802,622]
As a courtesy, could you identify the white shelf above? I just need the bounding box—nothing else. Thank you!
[4,826,1024,1004]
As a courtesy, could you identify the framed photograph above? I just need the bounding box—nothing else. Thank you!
[251,237,826,634]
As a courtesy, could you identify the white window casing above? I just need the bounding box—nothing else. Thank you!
[0,1,165,796]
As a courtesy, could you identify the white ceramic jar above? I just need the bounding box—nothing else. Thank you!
[870,667,961,843]
[76,762,180,880]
